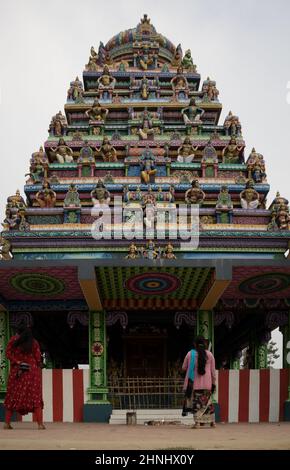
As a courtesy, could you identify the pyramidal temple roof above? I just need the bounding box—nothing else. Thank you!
[1,14,290,262]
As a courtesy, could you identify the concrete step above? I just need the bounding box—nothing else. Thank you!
[109,409,193,425]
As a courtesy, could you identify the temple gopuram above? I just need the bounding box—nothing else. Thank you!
[1,15,290,424]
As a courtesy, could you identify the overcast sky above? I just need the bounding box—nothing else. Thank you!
[1,0,290,213]
[0,0,288,365]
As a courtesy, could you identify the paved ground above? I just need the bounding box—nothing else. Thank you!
[0,422,290,450]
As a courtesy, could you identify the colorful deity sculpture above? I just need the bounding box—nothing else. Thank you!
[181,49,196,72]
[276,202,290,230]
[222,137,243,163]
[17,207,30,231]
[201,139,218,178]
[246,148,266,183]
[78,140,95,163]
[137,47,155,70]
[235,172,247,184]
[51,138,74,164]
[140,76,149,100]
[268,193,290,230]
[3,206,29,232]
[97,66,116,99]
[185,180,205,206]
[141,240,159,259]
[171,43,183,67]
[181,98,204,126]
[26,147,48,183]
[91,180,111,205]
[97,137,117,162]
[64,184,81,208]
[67,76,84,102]
[240,180,260,210]
[2,208,18,230]
[7,190,26,209]
[86,99,109,122]
[49,111,67,136]
[224,111,242,136]
[35,181,57,208]
[163,243,176,259]
[138,109,155,140]
[177,137,199,163]
[171,67,189,100]
[0,237,12,260]
[125,243,139,259]
[140,146,157,184]
[86,46,99,71]
[215,185,233,223]
[201,77,219,102]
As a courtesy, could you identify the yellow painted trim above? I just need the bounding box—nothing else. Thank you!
[79,279,102,311]
[199,279,231,310]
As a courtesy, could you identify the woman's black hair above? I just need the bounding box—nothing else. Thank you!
[13,324,33,354]
[193,335,207,375]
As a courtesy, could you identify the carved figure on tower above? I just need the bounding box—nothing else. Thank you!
[215,185,233,223]
[140,146,157,184]
[224,111,242,136]
[138,109,155,140]
[51,138,74,164]
[86,99,109,122]
[49,111,67,136]
[222,137,243,163]
[6,190,26,209]
[181,98,204,125]
[26,147,48,183]
[97,137,117,162]
[185,180,205,206]
[240,180,260,210]
[67,76,84,102]
[201,77,219,102]
[177,137,198,163]
[64,184,81,208]
[91,180,111,205]
[35,181,57,208]
[246,148,266,183]
[97,66,116,100]
[140,76,149,100]
[181,49,196,72]
[171,67,189,100]
[78,141,95,163]
[171,43,183,67]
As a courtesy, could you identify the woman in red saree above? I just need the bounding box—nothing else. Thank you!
[4,325,45,429]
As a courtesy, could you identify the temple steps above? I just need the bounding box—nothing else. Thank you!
[109,409,193,425]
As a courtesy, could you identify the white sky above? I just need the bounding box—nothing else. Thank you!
[0,0,290,215]
[0,0,287,365]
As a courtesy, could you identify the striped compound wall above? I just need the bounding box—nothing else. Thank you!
[15,368,289,423]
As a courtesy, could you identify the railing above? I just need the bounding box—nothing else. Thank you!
[108,377,184,409]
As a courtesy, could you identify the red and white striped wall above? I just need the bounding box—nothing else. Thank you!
[16,368,289,423]
[216,369,289,423]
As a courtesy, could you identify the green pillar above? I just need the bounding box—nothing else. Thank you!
[196,310,214,353]
[254,342,268,369]
[88,310,109,402]
[84,310,112,422]
[230,354,240,370]
[0,310,9,401]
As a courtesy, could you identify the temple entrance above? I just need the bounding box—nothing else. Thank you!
[124,335,167,377]
[28,312,89,368]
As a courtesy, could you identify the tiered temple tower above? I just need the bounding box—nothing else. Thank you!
[1,15,290,422]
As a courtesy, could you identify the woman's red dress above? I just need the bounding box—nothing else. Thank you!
[4,335,43,415]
